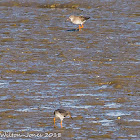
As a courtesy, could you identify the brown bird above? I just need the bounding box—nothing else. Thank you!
[67,15,90,29]
[54,109,73,128]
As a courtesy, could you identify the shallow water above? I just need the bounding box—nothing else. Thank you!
[0,0,140,139]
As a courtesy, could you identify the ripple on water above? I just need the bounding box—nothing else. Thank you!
[0,80,9,88]
[74,93,96,96]
[0,109,13,112]
[104,103,122,108]
[0,95,11,101]
[70,105,93,109]
[93,119,114,126]
[106,111,130,117]
[16,107,38,112]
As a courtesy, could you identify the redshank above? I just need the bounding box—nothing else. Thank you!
[67,15,90,29]
[54,109,73,128]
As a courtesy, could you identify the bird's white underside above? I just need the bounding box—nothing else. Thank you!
[71,20,86,25]
[55,112,65,121]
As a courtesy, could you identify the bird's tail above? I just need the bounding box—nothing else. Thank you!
[85,17,90,20]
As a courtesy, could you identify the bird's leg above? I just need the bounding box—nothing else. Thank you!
[70,115,73,120]
[76,25,80,30]
[54,118,55,127]
[79,24,84,29]
[81,24,84,28]
[60,120,63,128]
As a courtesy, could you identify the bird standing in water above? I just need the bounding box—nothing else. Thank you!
[67,15,90,30]
[54,109,73,128]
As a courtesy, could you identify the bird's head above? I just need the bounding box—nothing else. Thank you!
[66,111,73,120]
[67,15,74,22]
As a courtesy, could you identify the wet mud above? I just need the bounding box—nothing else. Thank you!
[0,0,140,139]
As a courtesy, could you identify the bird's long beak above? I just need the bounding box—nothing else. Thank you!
[70,116,73,120]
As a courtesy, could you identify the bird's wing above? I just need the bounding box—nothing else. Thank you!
[57,109,66,113]
[79,16,90,21]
